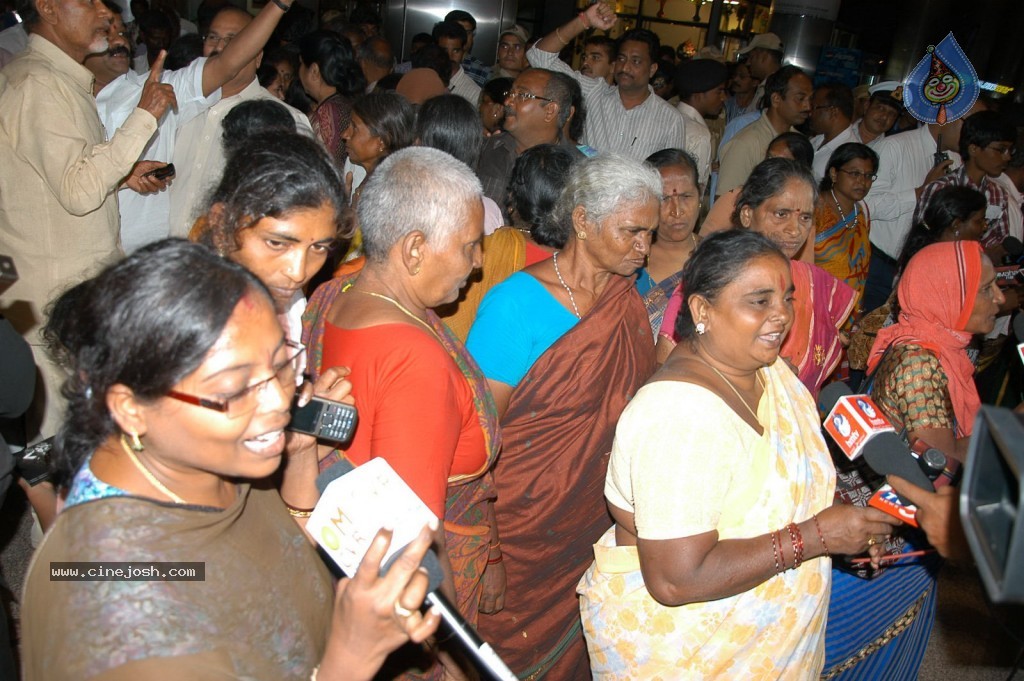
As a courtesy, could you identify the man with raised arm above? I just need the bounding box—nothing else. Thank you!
[0,0,175,440]
[527,1,684,160]
[88,0,293,251]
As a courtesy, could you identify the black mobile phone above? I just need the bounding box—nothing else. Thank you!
[0,255,17,296]
[16,437,54,486]
[144,163,176,180]
[933,133,948,169]
[288,396,358,445]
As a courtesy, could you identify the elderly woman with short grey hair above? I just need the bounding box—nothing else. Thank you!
[465,154,661,679]
[302,146,503,680]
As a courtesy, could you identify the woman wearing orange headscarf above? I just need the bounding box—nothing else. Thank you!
[823,239,1004,681]
[866,240,1003,459]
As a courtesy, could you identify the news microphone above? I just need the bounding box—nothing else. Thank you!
[819,383,935,491]
[313,460,518,681]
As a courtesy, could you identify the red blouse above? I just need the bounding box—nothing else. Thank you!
[322,322,486,517]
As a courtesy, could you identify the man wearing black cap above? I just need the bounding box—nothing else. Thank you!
[675,58,728,186]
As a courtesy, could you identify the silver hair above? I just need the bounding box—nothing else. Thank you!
[358,147,483,262]
[553,153,662,230]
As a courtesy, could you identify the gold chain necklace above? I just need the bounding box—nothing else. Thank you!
[351,289,441,341]
[699,359,764,422]
[119,434,186,504]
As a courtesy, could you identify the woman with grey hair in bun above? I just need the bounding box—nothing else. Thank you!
[302,146,503,680]
[466,154,660,679]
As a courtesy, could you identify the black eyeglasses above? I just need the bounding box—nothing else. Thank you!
[507,90,555,104]
[837,169,878,181]
[166,341,304,418]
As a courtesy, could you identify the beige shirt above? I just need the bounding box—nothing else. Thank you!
[0,34,157,337]
[717,111,786,197]
[169,79,311,237]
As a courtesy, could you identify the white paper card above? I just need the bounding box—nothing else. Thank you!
[307,458,438,576]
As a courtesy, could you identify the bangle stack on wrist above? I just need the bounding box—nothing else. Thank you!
[769,522,806,573]
[487,540,503,565]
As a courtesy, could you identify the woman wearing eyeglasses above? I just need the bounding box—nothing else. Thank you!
[20,240,440,680]
[814,143,879,305]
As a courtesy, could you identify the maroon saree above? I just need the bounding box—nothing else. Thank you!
[476,275,656,680]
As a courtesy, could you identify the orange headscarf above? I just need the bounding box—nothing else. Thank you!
[867,241,983,436]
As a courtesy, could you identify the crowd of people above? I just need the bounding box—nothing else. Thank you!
[1,0,1022,678]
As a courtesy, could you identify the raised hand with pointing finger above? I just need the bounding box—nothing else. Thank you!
[136,50,177,121]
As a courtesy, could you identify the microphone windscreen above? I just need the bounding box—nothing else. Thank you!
[315,456,357,495]
[818,381,853,413]
[381,544,445,593]
[862,431,934,490]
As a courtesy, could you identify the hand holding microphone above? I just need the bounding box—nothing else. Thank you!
[813,505,901,568]
[319,523,442,681]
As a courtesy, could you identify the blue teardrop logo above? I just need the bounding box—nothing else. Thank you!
[903,32,979,125]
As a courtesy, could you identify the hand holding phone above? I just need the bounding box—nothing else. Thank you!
[289,396,358,445]
[144,163,175,180]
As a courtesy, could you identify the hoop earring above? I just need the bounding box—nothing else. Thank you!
[696,322,706,335]
[128,432,144,452]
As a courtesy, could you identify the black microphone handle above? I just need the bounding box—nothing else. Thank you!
[315,458,516,680]
[862,431,936,491]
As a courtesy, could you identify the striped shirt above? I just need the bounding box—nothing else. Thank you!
[527,46,685,161]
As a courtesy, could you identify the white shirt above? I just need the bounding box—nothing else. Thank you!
[864,125,962,258]
[96,57,220,252]
[448,65,481,107]
[851,119,887,151]
[990,172,1023,241]
[676,100,712,186]
[810,124,857,181]
[169,79,311,237]
[527,45,685,161]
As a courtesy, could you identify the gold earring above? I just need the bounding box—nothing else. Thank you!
[412,265,421,275]
[129,432,144,452]
[577,231,587,240]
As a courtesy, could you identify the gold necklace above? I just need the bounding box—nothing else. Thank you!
[119,434,186,504]
[699,359,764,422]
[352,289,441,341]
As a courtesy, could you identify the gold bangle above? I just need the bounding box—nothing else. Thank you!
[555,26,569,47]
[285,502,315,518]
